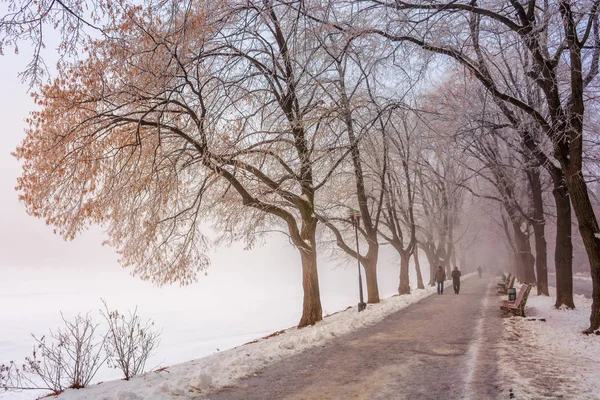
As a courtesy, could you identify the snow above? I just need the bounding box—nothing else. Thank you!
[549,271,593,282]
[549,158,562,171]
[1,241,443,400]
[463,280,493,397]
[31,276,472,400]
[573,273,593,282]
[498,285,600,399]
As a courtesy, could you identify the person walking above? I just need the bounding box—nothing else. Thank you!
[452,266,462,294]
[477,265,483,278]
[435,266,446,295]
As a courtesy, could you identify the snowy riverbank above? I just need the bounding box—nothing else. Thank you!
[498,286,600,399]
[50,275,473,400]
[0,241,417,400]
[548,272,593,282]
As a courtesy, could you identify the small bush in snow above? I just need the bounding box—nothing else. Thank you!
[0,361,24,392]
[28,313,106,391]
[1,313,106,395]
[101,299,161,380]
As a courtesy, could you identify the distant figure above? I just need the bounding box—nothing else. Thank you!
[435,266,446,295]
[452,267,462,294]
[477,265,483,278]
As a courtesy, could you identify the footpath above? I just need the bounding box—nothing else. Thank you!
[207,278,505,400]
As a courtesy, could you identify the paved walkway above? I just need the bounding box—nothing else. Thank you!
[207,278,505,400]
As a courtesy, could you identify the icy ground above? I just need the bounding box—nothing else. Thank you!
[50,277,469,400]
[498,286,600,399]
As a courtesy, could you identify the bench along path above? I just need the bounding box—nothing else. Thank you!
[207,278,506,400]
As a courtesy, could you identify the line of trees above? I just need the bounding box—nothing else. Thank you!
[3,0,600,333]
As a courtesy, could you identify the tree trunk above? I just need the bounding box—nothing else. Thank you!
[423,244,438,286]
[459,253,467,274]
[451,251,460,272]
[297,219,323,328]
[512,221,536,284]
[413,247,425,289]
[511,252,519,278]
[552,171,575,309]
[445,237,454,279]
[564,168,600,332]
[337,61,381,305]
[398,252,411,295]
[532,220,549,296]
[500,211,518,277]
[363,244,380,303]
[528,167,549,296]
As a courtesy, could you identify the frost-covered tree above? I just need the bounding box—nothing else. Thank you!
[377,106,423,293]
[354,0,600,333]
[422,75,554,297]
[13,1,356,328]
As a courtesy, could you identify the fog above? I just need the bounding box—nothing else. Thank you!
[0,50,428,399]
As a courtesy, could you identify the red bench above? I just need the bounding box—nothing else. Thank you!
[496,273,511,288]
[497,275,516,295]
[500,284,532,317]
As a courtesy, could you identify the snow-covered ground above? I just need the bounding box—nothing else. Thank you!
[0,236,441,400]
[498,286,600,399]
[10,275,469,400]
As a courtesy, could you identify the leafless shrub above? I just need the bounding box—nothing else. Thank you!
[101,299,161,380]
[1,313,105,395]
[26,313,106,391]
[0,361,28,393]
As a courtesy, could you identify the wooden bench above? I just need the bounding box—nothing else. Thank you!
[496,273,511,288]
[497,275,516,295]
[500,284,532,317]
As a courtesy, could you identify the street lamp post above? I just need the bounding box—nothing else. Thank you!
[348,208,367,312]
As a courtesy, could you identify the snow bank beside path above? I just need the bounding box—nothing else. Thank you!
[498,286,600,399]
[54,274,473,400]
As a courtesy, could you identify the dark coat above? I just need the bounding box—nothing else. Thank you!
[435,269,446,283]
[451,269,462,281]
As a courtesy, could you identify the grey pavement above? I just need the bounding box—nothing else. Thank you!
[206,277,506,400]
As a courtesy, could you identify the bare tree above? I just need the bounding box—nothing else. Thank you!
[414,155,463,285]
[424,73,560,299]
[313,25,389,303]
[356,0,600,332]
[377,106,422,294]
